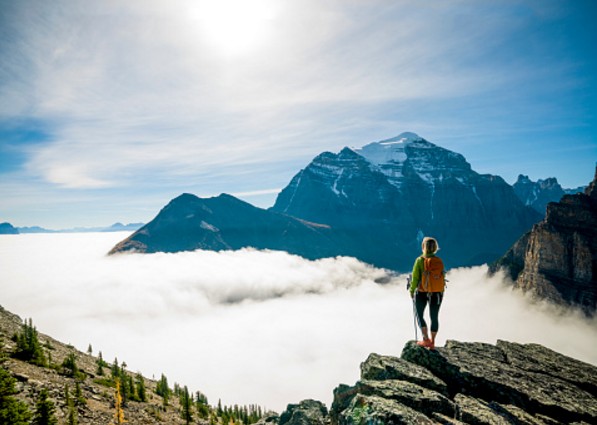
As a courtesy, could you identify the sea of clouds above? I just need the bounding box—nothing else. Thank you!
[1,232,596,412]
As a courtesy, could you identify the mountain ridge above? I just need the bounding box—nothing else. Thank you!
[490,165,597,316]
[110,132,560,271]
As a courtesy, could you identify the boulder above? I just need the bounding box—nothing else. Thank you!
[279,399,329,425]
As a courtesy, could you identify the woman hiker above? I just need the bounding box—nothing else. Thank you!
[408,236,446,350]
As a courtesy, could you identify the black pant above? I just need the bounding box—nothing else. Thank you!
[415,291,443,333]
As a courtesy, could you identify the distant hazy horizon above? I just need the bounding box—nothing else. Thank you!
[1,232,595,412]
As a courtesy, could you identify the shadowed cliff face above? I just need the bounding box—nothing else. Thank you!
[108,193,344,260]
[271,135,541,270]
[267,340,597,425]
[491,166,597,316]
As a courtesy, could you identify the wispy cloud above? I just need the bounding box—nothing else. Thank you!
[1,0,594,226]
[1,233,595,411]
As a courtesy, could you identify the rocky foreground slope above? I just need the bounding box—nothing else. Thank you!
[269,340,597,425]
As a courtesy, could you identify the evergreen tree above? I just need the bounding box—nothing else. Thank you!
[111,358,120,379]
[156,374,170,407]
[0,366,32,424]
[195,391,209,419]
[180,385,193,425]
[32,388,58,425]
[74,381,85,406]
[135,373,146,402]
[96,351,105,376]
[65,385,77,425]
[61,352,80,378]
[86,344,92,355]
[13,318,46,366]
[67,401,77,425]
[64,384,71,408]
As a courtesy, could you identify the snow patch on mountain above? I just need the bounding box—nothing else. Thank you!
[352,132,422,167]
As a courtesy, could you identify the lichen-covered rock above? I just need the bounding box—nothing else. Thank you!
[254,412,281,424]
[496,340,597,396]
[360,353,448,395]
[401,340,597,423]
[454,394,512,424]
[355,379,454,418]
[338,394,433,425]
[279,399,329,425]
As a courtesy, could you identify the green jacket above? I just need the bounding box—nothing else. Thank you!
[409,254,436,295]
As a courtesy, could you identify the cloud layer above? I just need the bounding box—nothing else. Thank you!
[1,232,596,412]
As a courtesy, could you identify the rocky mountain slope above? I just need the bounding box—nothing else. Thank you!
[491,166,597,316]
[111,133,542,271]
[109,193,343,259]
[0,305,266,424]
[513,174,585,215]
[267,340,597,425]
[271,133,541,270]
[0,305,182,424]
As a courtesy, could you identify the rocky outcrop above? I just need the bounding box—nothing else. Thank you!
[279,400,329,425]
[330,341,597,425]
[491,166,597,315]
[268,340,597,424]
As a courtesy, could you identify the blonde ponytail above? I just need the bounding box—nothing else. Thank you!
[421,237,439,256]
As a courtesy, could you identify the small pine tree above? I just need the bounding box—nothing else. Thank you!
[74,381,85,406]
[96,351,105,376]
[32,388,58,425]
[87,344,92,355]
[155,374,170,407]
[135,373,146,402]
[13,318,46,366]
[111,358,120,380]
[61,352,80,378]
[65,384,78,425]
[180,386,193,425]
[0,366,32,424]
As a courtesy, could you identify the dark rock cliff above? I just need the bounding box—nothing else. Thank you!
[267,340,597,425]
[491,166,597,316]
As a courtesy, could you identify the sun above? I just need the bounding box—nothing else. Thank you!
[191,0,276,57]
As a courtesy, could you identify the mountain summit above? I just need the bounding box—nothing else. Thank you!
[271,133,541,270]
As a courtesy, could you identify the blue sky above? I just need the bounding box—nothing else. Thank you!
[1,0,596,229]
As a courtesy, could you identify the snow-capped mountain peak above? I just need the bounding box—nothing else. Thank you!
[352,132,426,167]
[351,132,472,190]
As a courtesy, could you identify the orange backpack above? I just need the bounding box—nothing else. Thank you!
[419,256,445,293]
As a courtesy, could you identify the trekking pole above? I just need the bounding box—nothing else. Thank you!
[407,276,418,341]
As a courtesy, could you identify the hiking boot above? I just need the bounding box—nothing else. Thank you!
[416,338,431,348]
